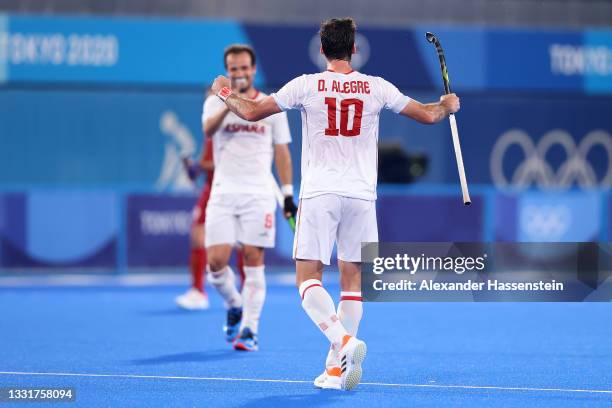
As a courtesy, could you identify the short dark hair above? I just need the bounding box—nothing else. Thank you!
[319,18,356,62]
[224,44,256,68]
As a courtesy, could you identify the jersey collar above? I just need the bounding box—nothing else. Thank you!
[326,69,355,74]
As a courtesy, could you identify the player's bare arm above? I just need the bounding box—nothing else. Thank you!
[400,93,460,124]
[199,142,214,172]
[274,144,292,188]
[274,143,296,219]
[203,104,231,136]
[199,156,214,172]
[211,75,281,122]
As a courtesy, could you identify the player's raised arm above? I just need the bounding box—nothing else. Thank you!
[211,75,281,122]
[378,76,460,124]
[203,105,230,137]
[399,94,461,124]
[202,89,231,137]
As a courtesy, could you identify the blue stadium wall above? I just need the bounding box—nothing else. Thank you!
[1,14,611,271]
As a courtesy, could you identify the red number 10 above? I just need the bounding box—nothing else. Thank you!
[324,97,363,137]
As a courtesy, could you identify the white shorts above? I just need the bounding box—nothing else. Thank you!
[293,194,378,265]
[205,193,277,248]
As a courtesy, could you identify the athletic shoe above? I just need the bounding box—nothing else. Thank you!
[233,327,258,351]
[224,307,243,342]
[339,335,367,391]
[313,367,342,390]
[314,346,341,389]
[175,288,209,310]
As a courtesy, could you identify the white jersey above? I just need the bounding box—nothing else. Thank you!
[202,91,291,196]
[271,70,410,201]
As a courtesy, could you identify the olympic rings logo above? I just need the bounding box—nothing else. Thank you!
[490,129,612,189]
[520,204,571,241]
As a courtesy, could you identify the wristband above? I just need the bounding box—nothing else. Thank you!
[281,184,294,197]
[217,86,232,101]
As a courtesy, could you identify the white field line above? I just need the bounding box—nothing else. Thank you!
[0,272,299,287]
[0,371,610,395]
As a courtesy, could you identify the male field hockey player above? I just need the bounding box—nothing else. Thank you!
[211,20,460,388]
[204,44,297,351]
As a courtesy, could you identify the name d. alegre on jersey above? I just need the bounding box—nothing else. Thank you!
[317,79,371,94]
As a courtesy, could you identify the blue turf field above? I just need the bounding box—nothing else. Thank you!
[0,279,610,407]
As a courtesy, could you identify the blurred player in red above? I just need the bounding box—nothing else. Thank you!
[211,19,460,389]
[204,44,296,351]
[175,110,246,310]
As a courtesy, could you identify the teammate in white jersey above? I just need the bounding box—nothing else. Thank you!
[203,44,297,352]
[210,20,460,389]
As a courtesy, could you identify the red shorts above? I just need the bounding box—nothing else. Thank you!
[192,184,212,226]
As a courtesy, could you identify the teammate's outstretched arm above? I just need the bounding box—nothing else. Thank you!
[211,75,281,122]
[399,94,460,124]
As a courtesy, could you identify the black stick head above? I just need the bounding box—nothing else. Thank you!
[425,32,436,43]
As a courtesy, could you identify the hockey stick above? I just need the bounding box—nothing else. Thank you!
[271,177,296,232]
[425,32,471,205]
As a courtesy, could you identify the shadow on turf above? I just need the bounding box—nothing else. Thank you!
[130,350,242,365]
[236,390,347,408]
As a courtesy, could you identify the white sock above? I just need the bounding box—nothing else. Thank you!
[324,346,339,370]
[337,291,363,336]
[323,292,363,370]
[299,279,348,349]
[207,265,242,308]
[240,265,266,334]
